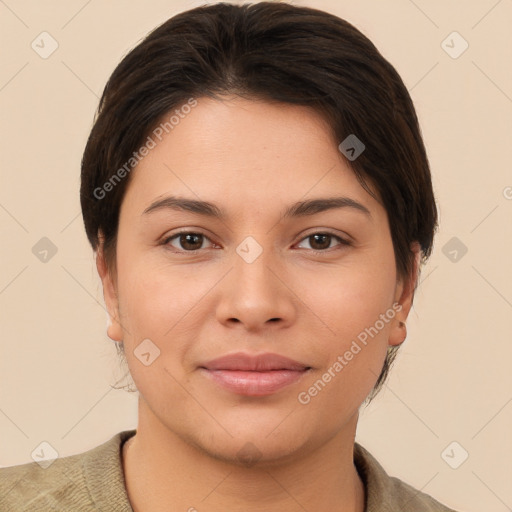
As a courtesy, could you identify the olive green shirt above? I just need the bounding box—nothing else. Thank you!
[0,429,459,511]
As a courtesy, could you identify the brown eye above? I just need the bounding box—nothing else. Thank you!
[296,232,350,252]
[165,232,212,252]
[309,234,332,251]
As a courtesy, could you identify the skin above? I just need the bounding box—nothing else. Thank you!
[96,95,420,512]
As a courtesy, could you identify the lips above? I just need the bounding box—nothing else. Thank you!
[201,352,310,372]
[199,352,311,396]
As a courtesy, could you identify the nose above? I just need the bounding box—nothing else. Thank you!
[215,243,297,333]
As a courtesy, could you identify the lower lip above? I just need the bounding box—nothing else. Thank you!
[200,368,310,396]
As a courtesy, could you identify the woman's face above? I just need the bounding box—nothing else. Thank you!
[99,96,417,465]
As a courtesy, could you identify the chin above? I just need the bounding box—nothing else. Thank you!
[197,436,307,469]
[169,412,311,468]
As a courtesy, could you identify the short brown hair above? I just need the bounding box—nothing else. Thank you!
[80,2,438,399]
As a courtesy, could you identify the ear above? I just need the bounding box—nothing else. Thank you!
[95,236,123,342]
[388,241,421,347]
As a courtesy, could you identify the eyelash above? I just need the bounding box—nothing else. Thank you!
[161,230,352,255]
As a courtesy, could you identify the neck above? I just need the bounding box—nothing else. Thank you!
[122,396,365,512]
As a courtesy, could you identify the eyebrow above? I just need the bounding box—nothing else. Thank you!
[142,195,372,220]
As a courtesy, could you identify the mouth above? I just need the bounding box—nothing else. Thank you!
[198,352,312,396]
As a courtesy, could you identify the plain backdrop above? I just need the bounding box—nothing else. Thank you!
[1,1,511,511]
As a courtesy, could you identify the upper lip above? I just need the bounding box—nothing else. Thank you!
[200,352,310,371]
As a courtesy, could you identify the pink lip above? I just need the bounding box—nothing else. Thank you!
[199,352,311,396]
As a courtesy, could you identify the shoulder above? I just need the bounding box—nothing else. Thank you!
[354,442,461,512]
[0,446,94,511]
[0,429,135,512]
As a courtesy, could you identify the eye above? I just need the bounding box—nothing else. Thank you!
[163,231,215,252]
[295,232,351,253]
[161,230,351,254]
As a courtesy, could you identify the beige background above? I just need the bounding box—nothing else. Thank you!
[1,0,511,510]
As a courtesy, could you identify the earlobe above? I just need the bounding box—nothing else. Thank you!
[95,242,124,342]
[388,319,408,347]
[388,242,421,347]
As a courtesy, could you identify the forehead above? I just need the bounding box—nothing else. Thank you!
[120,96,380,218]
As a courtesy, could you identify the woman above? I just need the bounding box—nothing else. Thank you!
[0,2,459,510]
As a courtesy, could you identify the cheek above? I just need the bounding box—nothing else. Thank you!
[115,257,213,359]
[295,267,395,416]
[298,258,397,347]
[114,264,195,407]
[296,344,388,431]
[294,253,397,404]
